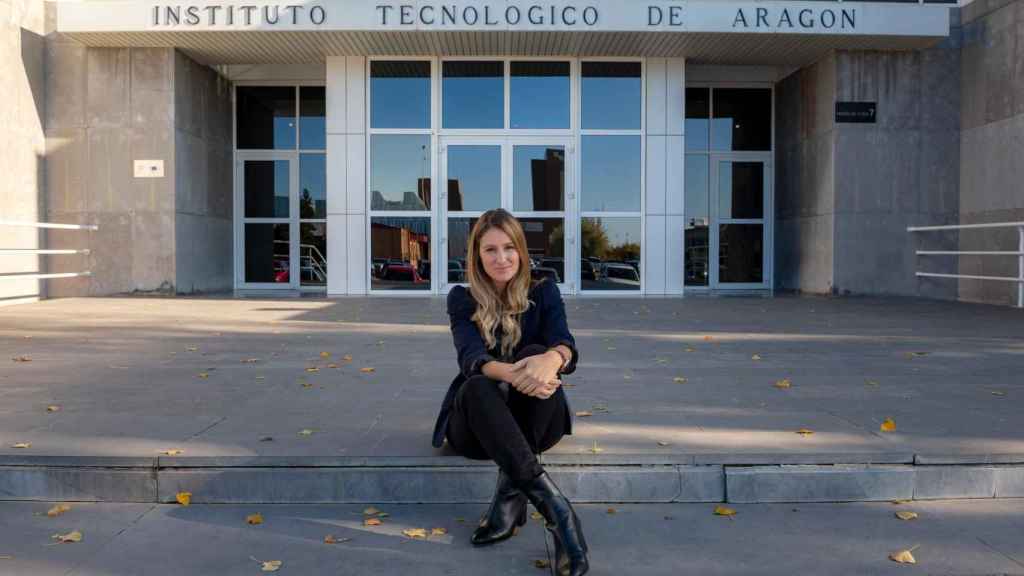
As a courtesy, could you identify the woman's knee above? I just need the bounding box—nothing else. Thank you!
[460,375,502,404]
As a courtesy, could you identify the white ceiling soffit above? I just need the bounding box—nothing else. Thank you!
[60,30,944,67]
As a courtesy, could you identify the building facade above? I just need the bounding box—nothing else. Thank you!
[3,0,1022,305]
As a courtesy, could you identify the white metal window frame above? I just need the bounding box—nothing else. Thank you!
[232,82,328,292]
[439,134,575,294]
[682,82,775,293]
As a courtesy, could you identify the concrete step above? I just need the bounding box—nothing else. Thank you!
[2,454,1024,504]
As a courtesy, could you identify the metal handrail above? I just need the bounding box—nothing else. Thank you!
[908,221,1024,308]
[0,220,96,282]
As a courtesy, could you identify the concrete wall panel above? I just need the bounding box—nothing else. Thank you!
[666,58,685,137]
[327,134,347,215]
[666,136,684,215]
[644,214,666,295]
[346,213,367,294]
[326,56,347,134]
[665,214,684,294]
[346,134,366,214]
[345,56,366,134]
[645,58,667,136]
[645,136,666,215]
[326,214,348,296]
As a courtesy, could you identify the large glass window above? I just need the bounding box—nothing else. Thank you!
[244,160,289,218]
[685,88,710,151]
[299,154,326,219]
[371,61,431,129]
[581,136,641,212]
[511,62,570,129]
[447,145,501,212]
[370,135,431,211]
[299,87,326,149]
[300,222,327,286]
[685,155,709,286]
[513,146,564,212]
[719,224,763,283]
[581,62,642,130]
[581,218,641,291]
[370,217,431,291]
[521,218,566,284]
[718,162,764,220]
[712,88,772,151]
[443,61,504,129]
[236,87,296,150]
[245,223,289,283]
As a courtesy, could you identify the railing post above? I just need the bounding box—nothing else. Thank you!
[1018,226,1023,308]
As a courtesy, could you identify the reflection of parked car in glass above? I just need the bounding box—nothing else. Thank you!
[531,266,560,284]
[540,258,564,282]
[382,260,418,282]
[418,260,431,281]
[625,259,640,274]
[448,260,465,283]
[580,259,599,281]
[602,262,640,286]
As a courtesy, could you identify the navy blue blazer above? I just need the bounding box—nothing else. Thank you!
[432,279,579,448]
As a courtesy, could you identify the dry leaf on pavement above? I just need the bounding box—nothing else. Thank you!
[360,367,375,373]
[606,508,617,515]
[714,506,736,516]
[880,418,897,432]
[589,441,604,454]
[774,379,792,389]
[299,429,314,436]
[11,443,30,449]
[889,546,919,564]
[657,441,671,447]
[259,560,282,572]
[197,372,209,379]
[751,354,762,361]
[530,511,543,521]
[161,449,183,456]
[403,528,428,539]
[246,513,264,525]
[363,506,381,516]
[895,511,918,521]
[431,527,447,536]
[324,534,350,544]
[51,531,82,543]
[327,363,339,369]
[795,428,814,436]
[46,405,61,412]
[320,352,331,358]
[364,518,383,526]
[575,411,593,417]
[176,492,191,506]
[12,356,31,362]
[673,377,688,384]
[46,504,71,517]
[533,559,550,569]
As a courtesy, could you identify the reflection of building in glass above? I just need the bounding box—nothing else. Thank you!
[447,179,463,211]
[371,185,430,210]
[371,219,429,265]
[530,148,564,211]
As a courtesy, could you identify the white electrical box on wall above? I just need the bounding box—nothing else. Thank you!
[133,160,164,178]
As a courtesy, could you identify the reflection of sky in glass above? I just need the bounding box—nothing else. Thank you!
[300,154,326,219]
[448,146,500,212]
[236,87,296,150]
[443,68,504,129]
[581,136,641,212]
[271,118,296,149]
[685,88,709,151]
[685,155,709,225]
[511,72,569,129]
[371,77,430,129]
[581,77,641,130]
[686,119,709,151]
[712,118,734,151]
[371,135,431,210]
[513,146,563,212]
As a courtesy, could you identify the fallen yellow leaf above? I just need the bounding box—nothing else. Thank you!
[47,504,71,517]
[889,546,919,564]
[360,367,375,373]
[714,506,736,516]
[891,499,911,505]
[363,517,383,526]
[866,380,880,387]
[46,405,61,412]
[343,355,353,362]
[176,492,191,506]
[880,418,897,433]
[260,560,282,572]
[327,363,339,369]
[589,441,604,454]
[305,367,320,373]
[795,428,814,436]
[324,534,350,544]
[51,530,82,543]
[752,354,762,361]
[320,352,331,358]
[774,379,792,389]
[657,441,671,447]
[161,449,183,456]
[673,377,688,384]
[299,429,314,436]
[606,507,617,515]
[246,513,263,525]
[430,527,447,536]
[533,559,550,569]
[895,511,918,521]
[575,411,593,417]
[186,346,198,352]
[703,335,713,341]
[12,356,31,362]
[11,442,30,449]
[197,372,209,379]
[530,511,543,521]
[684,347,695,353]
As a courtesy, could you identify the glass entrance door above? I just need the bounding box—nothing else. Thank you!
[709,157,770,289]
[235,153,329,290]
[440,137,572,292]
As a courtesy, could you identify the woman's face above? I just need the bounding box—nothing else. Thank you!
[478,227,519,290]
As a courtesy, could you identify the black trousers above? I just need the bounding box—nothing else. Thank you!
[446,344,569,485]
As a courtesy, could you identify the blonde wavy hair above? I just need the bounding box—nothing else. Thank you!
[466,209,535,359]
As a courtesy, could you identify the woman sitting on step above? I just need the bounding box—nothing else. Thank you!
[431,208,589,576]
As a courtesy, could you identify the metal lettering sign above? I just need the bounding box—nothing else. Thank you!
[59,1,952,38]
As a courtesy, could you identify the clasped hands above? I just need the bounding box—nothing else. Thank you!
[484,350,564,400]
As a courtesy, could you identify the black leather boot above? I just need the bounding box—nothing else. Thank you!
[520,472,589,576]
[471,469,528,546]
